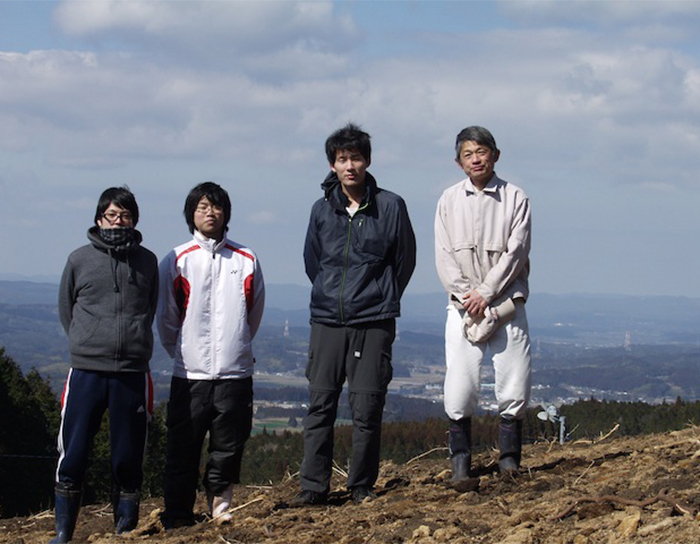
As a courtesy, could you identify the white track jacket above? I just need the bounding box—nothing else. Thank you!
[157,231,265,380]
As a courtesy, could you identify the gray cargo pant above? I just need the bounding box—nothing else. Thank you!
[300,319,395,494]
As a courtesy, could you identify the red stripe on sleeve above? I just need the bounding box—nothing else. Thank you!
[244,273,254,313]
[174,275,191,322]
[226,244,254,262]
[176,244,201,260]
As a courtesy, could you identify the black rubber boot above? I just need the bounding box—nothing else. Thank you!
[498,417,523,473]
[114,491,140,534]
[449,417,472,481]
[49,484,81,544]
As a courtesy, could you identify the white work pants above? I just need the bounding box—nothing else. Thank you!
[443,300,531,420]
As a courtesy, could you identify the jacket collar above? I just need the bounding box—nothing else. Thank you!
[463,173,501,194]
[321,170,377,213]
[87,226,143,254]
[193,230,227,253]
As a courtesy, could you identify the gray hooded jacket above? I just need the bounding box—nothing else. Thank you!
[59,227,159,372]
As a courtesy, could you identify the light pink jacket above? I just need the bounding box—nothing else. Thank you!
[435,174,530,306]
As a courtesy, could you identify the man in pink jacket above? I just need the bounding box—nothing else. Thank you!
[435,126,532,482]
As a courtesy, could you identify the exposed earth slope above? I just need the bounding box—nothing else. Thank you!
[5,426,700,544]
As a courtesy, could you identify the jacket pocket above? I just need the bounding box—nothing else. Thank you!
[70,313,116,358]
[69,306,101,346]
[452,241,478,280]
[379,350,393,389]
[354,238,387,261]
[482,240,507,269]
[123,314,154,359]
[352,220,389,261]
[483,241,507,252]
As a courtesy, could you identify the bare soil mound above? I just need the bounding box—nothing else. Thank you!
[5,426,700,544]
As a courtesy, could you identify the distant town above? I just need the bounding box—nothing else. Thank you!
[1,279,699,433]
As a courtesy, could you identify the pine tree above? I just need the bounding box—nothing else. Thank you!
[0,348,59,516]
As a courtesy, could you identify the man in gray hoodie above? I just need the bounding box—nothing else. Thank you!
[52,186,158,543]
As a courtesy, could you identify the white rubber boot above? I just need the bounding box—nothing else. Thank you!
[209,483,234,525]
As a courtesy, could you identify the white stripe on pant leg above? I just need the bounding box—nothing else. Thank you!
[491,301,532,419]
[55,368,73,483]
[141,372,153,474]
[443,306,486,420]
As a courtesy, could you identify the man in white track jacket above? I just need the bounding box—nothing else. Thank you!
[158,182,265,528]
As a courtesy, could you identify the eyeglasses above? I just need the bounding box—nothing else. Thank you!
[102,211,134,224]
[195,204,224,215]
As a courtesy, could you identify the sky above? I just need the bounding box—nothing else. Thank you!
[1,0,700,297]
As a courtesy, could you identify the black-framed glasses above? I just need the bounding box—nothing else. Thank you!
[102,211,134,224]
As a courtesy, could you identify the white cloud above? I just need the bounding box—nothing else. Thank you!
[53,0,357,66]
[4,15,700,187]
[639,180,676,193]
[2,0,700,295]
[6,6,700,189]
[499,0,700,26]
[248,210,278,225]
[56,0,332,37]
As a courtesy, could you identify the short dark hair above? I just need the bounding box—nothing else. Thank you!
[94,186,139,226]
[325,123,371,164]
[183,182,231,234]
[455,126,498,160]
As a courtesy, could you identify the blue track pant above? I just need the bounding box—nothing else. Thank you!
[55,368,153,493]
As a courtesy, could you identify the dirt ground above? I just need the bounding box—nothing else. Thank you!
[5,426,700,544]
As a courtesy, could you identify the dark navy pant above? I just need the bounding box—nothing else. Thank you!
[55,369,153,493]
[163,376,253,522]
[300,319,395,494]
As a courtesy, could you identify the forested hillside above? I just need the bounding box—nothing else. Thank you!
[6,346,700,522]
[6,417,700,543]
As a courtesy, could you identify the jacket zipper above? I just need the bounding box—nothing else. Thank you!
[116,258,123,361]
[339,202,369,324]
[210,250,217,378]
[339,216,352,324]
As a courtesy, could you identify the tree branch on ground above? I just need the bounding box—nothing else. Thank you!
[406,447,449,465]
[549,488,697,521]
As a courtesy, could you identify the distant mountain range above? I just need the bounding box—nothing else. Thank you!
[5,279,697,347]
[2,279,700,405]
